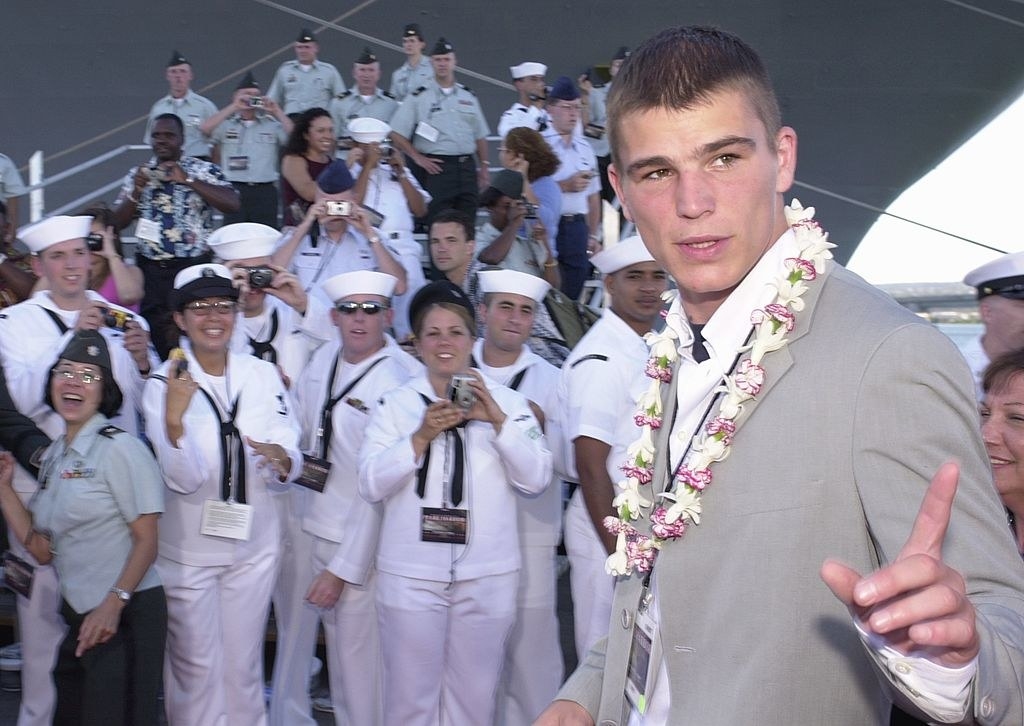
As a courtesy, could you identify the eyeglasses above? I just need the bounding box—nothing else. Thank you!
[54,367,103,385]
[184,300,237,316]
[335,301,389,315]
[553,103,582,111]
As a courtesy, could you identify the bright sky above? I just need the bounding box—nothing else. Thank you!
[846,91,1024,285]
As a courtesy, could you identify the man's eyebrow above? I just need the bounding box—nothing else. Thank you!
[626,136,757,175]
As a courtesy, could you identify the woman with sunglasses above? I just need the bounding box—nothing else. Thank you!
[358,281,552,726]
[142,263,302,726]
[0,330,166,725]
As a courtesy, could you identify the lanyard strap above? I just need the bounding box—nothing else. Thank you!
[415,393,465,506]
[317,354,385,459]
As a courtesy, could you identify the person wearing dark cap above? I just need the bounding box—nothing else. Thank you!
[542,76,602,300]
[272,159,409,312]
[330,47,399,148]
[962,251,1024,398]
[388,37,492,224]
[144,50,218,160]
[142,263,302,726]
[389,23,433,101]
[0,330,167,726]
[579,45,630,205]
[268,28,346,118]
[477,169,558,287]
[200,73,294,228]
[111,112,240,358]
[0,215,158,726]
[359,280,552,726]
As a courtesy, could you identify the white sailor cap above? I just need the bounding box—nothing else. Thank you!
[591,235,655,275]
[964,251,1024,300]
[208,223,280,260]
[478,269,550,302]
[321,270,397,302]
[20,215,93,254]
[510,62,547,80]
[170,263,239,310]
[348,117,391,144]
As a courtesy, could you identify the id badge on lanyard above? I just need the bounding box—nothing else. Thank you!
[200,499,254,540]
[624,588,664,715]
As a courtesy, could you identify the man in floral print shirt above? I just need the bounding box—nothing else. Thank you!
[112,113,239,357]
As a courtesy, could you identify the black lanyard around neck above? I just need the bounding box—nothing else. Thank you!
[195,387,246,504]
[248,308,280,364]
[416,393,466,506]
[317,353,385,459]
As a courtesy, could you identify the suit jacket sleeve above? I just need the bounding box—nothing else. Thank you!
[852,322,1024,723]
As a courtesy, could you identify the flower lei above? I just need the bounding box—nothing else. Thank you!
[603,200,836,576]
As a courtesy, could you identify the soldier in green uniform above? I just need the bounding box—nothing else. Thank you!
[330,48,399,151]
[201,73,294,227]
[389,38,491,224]
[268,29,346,118]
[389,24,434,101]
[144,50,218,161]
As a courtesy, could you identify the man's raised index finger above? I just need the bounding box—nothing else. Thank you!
[898,460,959,562]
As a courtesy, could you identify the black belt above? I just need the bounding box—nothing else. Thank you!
[430,154,474,163]
[560,213,585,222]
[136,251,212,270]
[232,181,275,187]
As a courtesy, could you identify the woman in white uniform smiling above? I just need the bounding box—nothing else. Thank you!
[142,263,302,726]
[359,280,552,726]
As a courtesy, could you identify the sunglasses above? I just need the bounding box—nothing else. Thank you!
[185,300,237,315]
[335,301,389,315]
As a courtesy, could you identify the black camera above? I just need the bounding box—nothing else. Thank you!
[247,266,275,289]
[248,96,265,108]
[86,232,104,252]
[522,202,539,220]
[102,307,134,332]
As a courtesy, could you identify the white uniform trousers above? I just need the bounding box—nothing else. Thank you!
[157,548,278,726]
[267,491,319,726]
[376,570,518,726]
[10,531,65,726]
[564,490,615,660]
[497,543,563,726]
[313,537,383,725]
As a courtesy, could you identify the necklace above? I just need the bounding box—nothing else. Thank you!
[604,200,836,576]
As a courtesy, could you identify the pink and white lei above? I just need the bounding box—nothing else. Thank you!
[604,200,835,576]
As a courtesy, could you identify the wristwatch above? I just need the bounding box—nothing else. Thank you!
[110,586,131,604]
[185,173,196,186]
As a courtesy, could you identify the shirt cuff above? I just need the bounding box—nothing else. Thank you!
[855,620,977,722]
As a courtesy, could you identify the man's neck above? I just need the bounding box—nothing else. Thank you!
[47,289,89,312]
[444,266,469,287]
[436,77,455,89]
[481,341,521,369]
[358,86,377,96]
[320,222,347,243]
[612,307,658,337]
[242,301,266,319]
[343,341,385,365]
[407,53,422,67]
[170,89,188,100]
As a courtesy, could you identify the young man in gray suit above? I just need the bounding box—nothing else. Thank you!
[537,25,1024,726]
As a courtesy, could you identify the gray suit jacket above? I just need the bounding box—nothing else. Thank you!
[559,263,1024,725]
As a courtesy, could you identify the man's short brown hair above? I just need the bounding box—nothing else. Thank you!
[607,26,782,167]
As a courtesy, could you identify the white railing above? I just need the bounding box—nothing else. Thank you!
[26,145,152,222]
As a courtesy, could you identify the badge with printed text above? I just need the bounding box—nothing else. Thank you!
[420,507,468,544]
[414,121,440,143]
[200,499,254,540]
[295,454,331,493]
[625,604,663,714]
[228,156,250,171]
[135,218,162,243]
[2,550,35,599]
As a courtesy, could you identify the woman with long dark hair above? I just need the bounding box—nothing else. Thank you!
[280,107,335,226]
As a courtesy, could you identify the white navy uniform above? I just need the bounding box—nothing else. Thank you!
[142,350,301,726]
[497,102,550,138]
[359,373,552,726]
[962,334,988,400]
[557,308,650,659]
[267,60,346,116]
[0,290,154,726]
[145,90,219,158]
[286,338,420,725]
[232,294,332,726]
[347,161,431,340]
[286,227,408,312]
[473,339,565,725]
